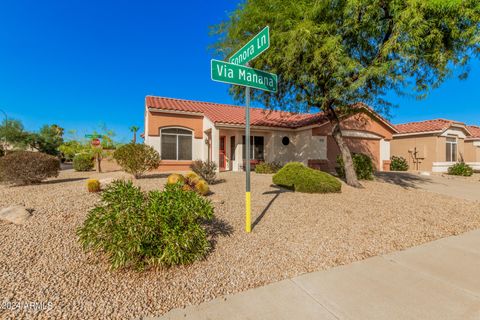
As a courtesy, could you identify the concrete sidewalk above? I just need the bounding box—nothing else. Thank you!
[153,229,480,320]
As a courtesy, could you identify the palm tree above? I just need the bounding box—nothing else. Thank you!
[130,126,139,144]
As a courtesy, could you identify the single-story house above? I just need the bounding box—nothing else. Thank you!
[391,119,480,172]
[465,125,480,168]
[144,96,398,172]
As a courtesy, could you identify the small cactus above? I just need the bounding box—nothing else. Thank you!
[194,179,209,196]
[87,179,101,193]
[184,171,200,185]
[167,173,185,185]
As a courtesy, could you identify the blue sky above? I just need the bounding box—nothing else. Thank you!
[1,0,478,142]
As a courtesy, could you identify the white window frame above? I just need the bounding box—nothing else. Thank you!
[445,136,457,162]
[160,127,193,161]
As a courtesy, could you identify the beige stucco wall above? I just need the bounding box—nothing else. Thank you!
[391,134,466,171]
[464,141,480,162]
[391,135,439,171]
[217,127,327,170]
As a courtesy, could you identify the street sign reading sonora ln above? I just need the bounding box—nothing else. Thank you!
[228,26,269,66]
[211,59,277,92]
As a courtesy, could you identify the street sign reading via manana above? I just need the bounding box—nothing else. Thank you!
[211,59,277,92]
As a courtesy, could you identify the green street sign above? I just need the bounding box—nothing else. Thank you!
[85,134,101,139]
[211,59,277,92]
[228,26,269,66]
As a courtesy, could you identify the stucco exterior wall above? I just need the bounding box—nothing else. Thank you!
[145,110,206,172]
[390,135,439,171]
[390,128,467,172]
[147,110,204,139]
[267,129,326,165]
[464,141,480,163]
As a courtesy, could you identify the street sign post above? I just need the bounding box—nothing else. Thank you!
[85,134,101,139]
[228,26,269,66]
[211,59,277,92]
[211,26,277,233]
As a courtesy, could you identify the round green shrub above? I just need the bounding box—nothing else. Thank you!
[113,143,160,178]
[73,153,94,171]
[336,153,374,180]
[273,162,341,193]
[390,156,409,171]
[448,162,473,176]
[0,151,60,185]
[77,180,214,270]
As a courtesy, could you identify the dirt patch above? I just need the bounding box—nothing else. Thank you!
[1,170,479,319]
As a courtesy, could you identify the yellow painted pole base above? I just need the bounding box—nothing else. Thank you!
[245,191,251,233]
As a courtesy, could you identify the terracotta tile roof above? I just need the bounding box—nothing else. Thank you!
[467,125,480,139]
[395,119,468,134]
[146,96,327,129]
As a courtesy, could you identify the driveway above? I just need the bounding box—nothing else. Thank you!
[376,172,480,202]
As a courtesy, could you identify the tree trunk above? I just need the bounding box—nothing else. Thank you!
[133,133,136,144]
[327,105,362,188]
[96,154,102,173]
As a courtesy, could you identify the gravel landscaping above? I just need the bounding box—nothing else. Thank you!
[1,169,479,319]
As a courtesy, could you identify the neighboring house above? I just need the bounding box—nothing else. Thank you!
[465,125,480,167]
[391,119,480,172]
[144,96,397,172]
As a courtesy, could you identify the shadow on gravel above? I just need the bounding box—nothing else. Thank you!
[252,186,293,231]
[210,178,226,185]
[42,177,87,184]
[204,217,234,251]
[375,172,432,189]
[139,173,171,179]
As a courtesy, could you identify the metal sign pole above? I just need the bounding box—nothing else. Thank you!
[245,85,251,233]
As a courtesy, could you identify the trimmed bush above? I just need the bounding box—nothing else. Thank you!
[73,153,94,171]
[255,161,282,174]
[273,162,341,193]
[77,180,214,270]
[113,143,160,178]
[190,160,217,184]
[336,153,374,180]
[390,156,409,171]
[0,151,60,185]
[86,179,101,192]
[448,162,473,176]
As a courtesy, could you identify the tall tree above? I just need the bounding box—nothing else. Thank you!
[213,0,480,187]
[130,126,140,144]
[31,124,65,156]
[0,119,30,150]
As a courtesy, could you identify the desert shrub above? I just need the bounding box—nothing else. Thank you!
[77,180,214,270]
[336,153,374,180]
[190,160,217,184]
[390,156,409,171]
[73,153,94,171]
[254,161,282,174]
[448,162,473,176]
[113,143,160,178]
[167,172,210,196]
[273,162,341,193]
[86,179,101,192]
[0,151,60,185]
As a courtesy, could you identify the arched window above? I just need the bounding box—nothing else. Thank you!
[161,128,193,160]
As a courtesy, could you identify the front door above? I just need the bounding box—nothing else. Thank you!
[219,136,226,170]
